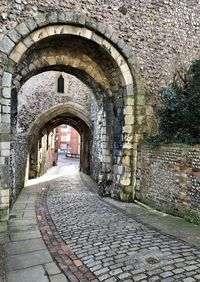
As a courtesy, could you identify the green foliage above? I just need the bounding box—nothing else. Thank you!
[184,212,200,225]
[157,60,200,144]
[143,135,163,145]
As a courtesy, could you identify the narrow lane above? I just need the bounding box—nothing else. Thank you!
[46,161,200,282]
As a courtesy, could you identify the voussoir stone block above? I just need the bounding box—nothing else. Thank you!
[92,33,103,45]
[10,42,27,63]
[123,125,133,134]
[110,32,120,45]
[22,36,34,48]
[76,13,86,26]
[85,19,98,31]
[120,62,130,74]
[97,22,107,35]
[123,45,133,59]
[48,12,58,24]
[125,115,134,125]
[30,28,48,43]
[126,96,134,106]
[104,26,114,39]
[117,38,126,50]
[58,12,66,23]
[0,36,15,55]
[47,56,56,65]
[79,28,92,39]
[25,18,37,32]
[137,95,145,105]
[7,29,21,43]
[16,22,30,38]
[124,106,133,115]
[65,12,76,23]
[35,13,48,27]
[125,85,134,96]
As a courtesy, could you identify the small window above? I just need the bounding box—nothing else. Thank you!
[57,75,64,93]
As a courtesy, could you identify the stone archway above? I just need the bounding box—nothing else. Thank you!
[0,11,146,220]
[28,103,93,178]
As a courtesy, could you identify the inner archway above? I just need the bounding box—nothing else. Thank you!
[11,69,95,205]
[27,106,92,180]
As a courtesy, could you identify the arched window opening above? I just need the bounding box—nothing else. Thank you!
[57,75,64,93]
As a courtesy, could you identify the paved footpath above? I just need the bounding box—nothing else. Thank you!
[4,157,200,282]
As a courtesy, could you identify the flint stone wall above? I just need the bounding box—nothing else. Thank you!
[0,0,199,110]
[137,144,200,217]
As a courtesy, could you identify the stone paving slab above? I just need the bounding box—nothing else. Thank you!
[23,210,37,218]
[9,218,37,227]
[6,265,49,282]
[11,203,27,210]
[5,249,52,271]
[5,183,58,282]
[5,238,46,256]
[9,223,38,233]
[44,261,61,275]
[12,206,36,212]
[50,273,69,282]
[10,230,41,241]
[9,211,24,218]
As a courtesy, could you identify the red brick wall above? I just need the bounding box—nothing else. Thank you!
[57,125,80,155]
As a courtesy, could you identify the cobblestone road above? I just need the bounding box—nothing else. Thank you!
[47,165,200,282]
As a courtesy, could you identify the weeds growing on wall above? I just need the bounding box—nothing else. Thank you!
[156,60,200,144]
[184,212,200,225]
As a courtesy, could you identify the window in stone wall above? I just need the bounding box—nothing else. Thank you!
[57,75,64,93]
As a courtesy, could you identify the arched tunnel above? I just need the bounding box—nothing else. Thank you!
[28,109,92,179]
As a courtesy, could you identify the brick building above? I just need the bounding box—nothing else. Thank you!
[56,125,80,156]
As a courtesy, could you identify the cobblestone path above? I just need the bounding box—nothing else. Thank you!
[46,167,200,282]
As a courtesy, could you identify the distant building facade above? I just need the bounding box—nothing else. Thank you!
[56,125,80,156]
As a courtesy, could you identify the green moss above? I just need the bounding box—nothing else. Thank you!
[120,191,133,202]
[184,212,200,225]
[0,221,8,233]
[0,207,9,221]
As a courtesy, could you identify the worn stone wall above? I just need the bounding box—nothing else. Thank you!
[0,0,199,108]
[137,144,200,217]
[18,72,93,133]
